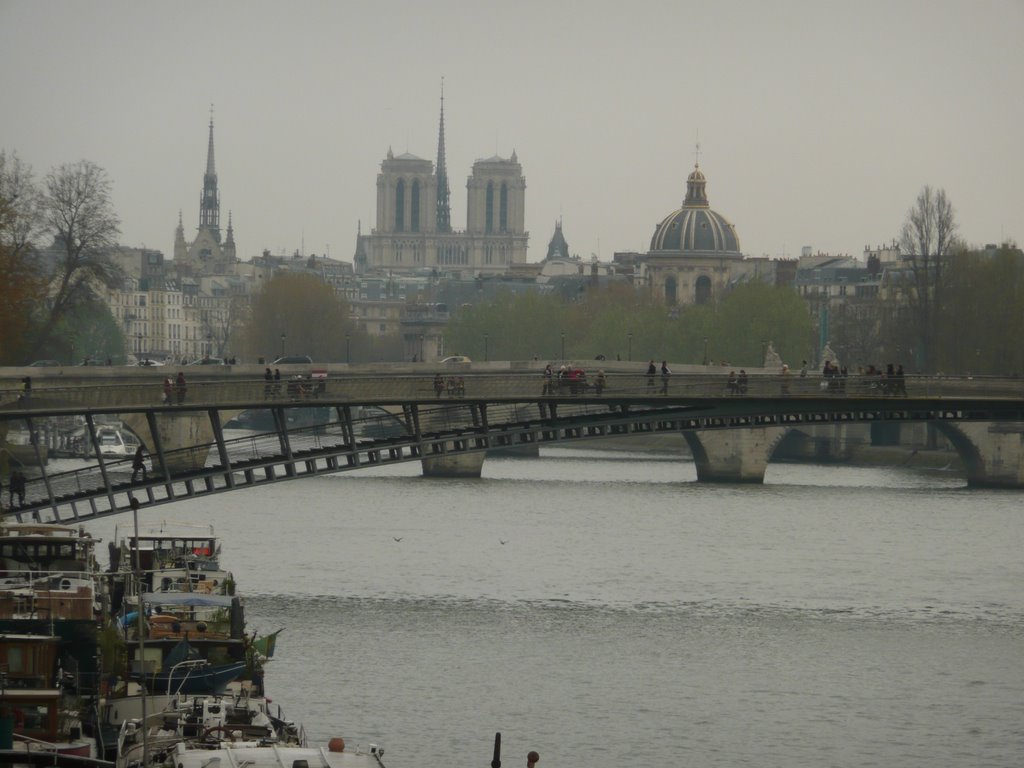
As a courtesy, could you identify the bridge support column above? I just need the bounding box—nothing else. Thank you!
[937,422,1024,488]
[122,411,216,474]
[421,452,486,478]
[683,426,789,483]
[417,403,487,478]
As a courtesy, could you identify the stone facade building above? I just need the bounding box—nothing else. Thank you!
[617,162,743,306]
[356,94,528,278]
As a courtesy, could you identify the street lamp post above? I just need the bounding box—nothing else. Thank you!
[419,334,424,362]
[279,333,285,358]
[484,333,489,362]
[628,332,632,362]
[703,337,709,366]
[560,332,565,362]
[346,333,351,365]
[137,333,143,364]
[761,339,767,367]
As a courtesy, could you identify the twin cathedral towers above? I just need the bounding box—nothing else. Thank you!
[354,89,529,277]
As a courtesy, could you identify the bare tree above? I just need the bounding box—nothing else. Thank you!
[36,160,122,350]
[0,150,45,256]
[897,185,957,371]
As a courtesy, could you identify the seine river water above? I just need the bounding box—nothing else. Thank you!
[85,447,1024,767]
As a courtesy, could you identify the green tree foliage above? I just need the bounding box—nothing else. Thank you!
[711,282,814,368]
[445,291,568,361]
[242,272,364,362]
[55,298,126,364]
[444,280,813,368]
[933,246,1024,375]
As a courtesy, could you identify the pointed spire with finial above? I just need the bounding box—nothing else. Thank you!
[436,78,452,233]
[199,106,221,240]
[683,138,709,208]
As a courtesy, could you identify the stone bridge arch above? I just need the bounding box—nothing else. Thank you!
[931,421,1024,488]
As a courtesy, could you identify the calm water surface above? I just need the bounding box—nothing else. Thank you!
[86,449,1024,767]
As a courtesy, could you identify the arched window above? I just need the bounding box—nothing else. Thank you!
[395,180,405,232]
[485,182,494,234]
[499,183,508,232]
[695,275,712,305]
[665,275,678,306]
[411,180,420,232]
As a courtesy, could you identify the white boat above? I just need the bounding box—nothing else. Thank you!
[97,426,132,458]
[115,693,388,768]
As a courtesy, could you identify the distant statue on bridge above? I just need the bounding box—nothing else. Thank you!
[763,341,783,369]
[820,341,839,370]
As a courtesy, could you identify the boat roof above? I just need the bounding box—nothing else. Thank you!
[0,523,94,539]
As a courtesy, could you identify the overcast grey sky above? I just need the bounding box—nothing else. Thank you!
[2,0,1021,263]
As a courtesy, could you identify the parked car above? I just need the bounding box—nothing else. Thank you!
[28,360,62,367]
[188,357,226,365]
[136,359,166,367]
[272,355,313,365]
[440,355,472,365]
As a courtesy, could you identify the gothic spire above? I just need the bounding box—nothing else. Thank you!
[435,80,452,233]
[199,111,221,241]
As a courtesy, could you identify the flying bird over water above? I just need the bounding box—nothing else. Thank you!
[393,537,403,542]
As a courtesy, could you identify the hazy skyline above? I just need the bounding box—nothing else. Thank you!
[2,0,1021,264]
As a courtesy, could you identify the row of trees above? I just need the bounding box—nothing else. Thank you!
[444,282,815,368]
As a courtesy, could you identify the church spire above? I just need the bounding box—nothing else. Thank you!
[199,109,221,241]
[435,79,452,233]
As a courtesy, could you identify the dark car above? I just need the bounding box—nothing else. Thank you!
[272,355,313,365]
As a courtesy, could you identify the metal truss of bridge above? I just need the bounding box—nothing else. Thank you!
[1,371,1023,524]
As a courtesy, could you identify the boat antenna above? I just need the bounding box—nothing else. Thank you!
[130,495,149,768]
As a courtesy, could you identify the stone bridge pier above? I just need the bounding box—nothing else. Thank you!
[683,426,790,483]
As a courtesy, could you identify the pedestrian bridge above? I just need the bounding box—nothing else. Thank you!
[1,368,1022,524]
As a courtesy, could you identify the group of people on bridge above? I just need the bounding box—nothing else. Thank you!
[162,372,188,405]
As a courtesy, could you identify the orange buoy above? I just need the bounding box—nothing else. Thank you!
[328,737,346,753]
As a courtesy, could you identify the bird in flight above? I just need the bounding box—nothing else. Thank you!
[499,539,507,545]
[393,537,403,542]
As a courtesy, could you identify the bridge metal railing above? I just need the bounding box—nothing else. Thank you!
[6,399,587,512]
[2,371,1023,413]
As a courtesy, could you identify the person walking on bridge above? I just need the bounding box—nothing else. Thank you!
[131,445,147,483]
[175,371,187,405]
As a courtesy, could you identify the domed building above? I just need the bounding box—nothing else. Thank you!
[641,162,742,305]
